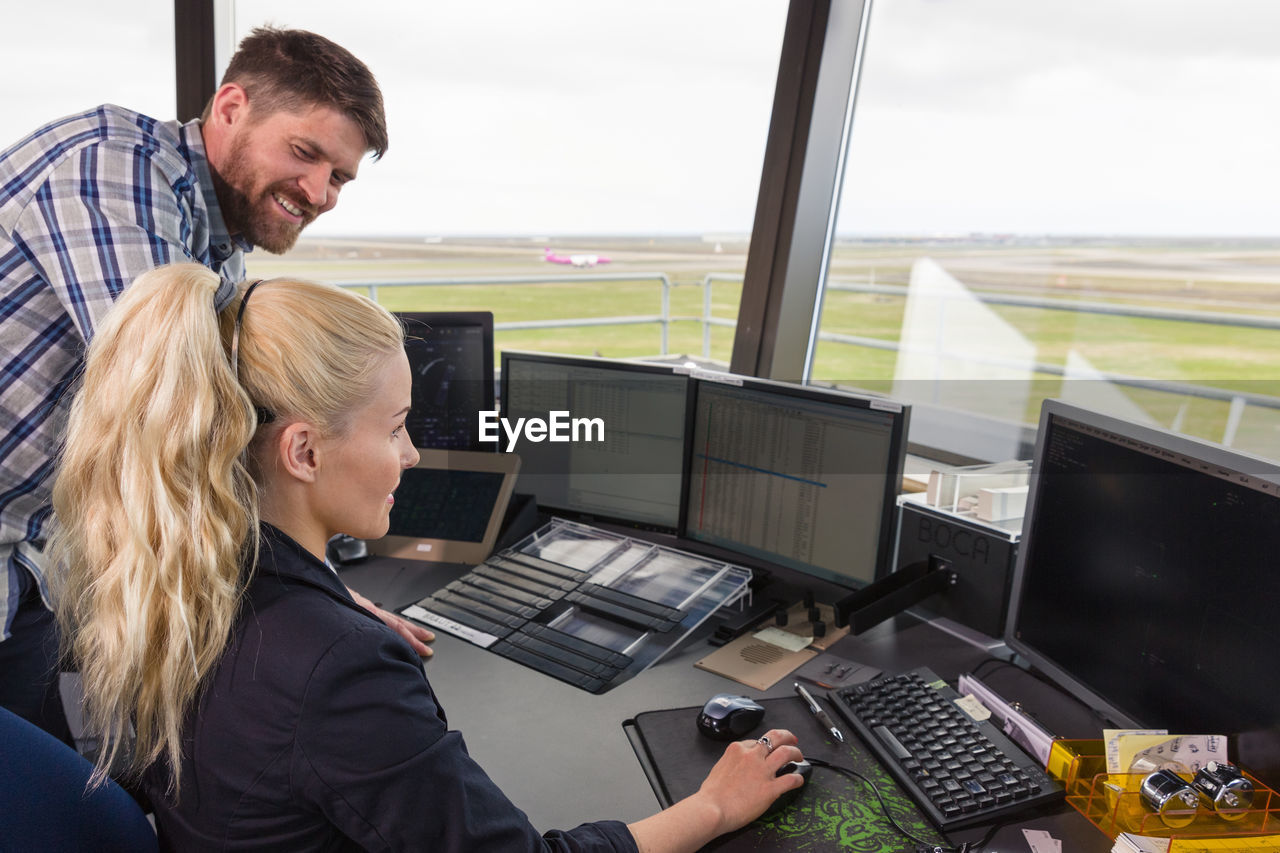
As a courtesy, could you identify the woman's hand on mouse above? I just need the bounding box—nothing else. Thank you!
[695,728,805,833]
[627,729,804,853]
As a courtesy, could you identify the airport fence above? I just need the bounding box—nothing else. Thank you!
[336,274,1280,449]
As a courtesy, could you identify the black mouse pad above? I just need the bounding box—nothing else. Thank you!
[624,695,945,852]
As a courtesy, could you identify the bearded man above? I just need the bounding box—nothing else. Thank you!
[0,26,432,743]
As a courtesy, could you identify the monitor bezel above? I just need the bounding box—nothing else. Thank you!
[497,349,695,534]
[680,373,911,589]
[1003,398,1280,729]
[396,311,495,452]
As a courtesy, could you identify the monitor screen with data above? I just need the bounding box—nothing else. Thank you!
[1006,400,1280,737]
[397,312,494,451]
[681,377,909,587]
[498,351,691,531]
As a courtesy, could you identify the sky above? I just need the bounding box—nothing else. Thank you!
[6,1,1280,238]
[843,0,1280,237]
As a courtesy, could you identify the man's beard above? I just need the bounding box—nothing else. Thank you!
[210,137,317,254]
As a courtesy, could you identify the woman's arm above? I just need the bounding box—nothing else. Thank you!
[627,729,805,853]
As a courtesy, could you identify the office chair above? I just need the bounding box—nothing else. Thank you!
[0,705,157,853]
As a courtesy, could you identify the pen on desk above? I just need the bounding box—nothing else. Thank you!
[794,682,845,743]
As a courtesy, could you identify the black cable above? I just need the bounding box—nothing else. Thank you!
[806,757,969,853]
[968,657,1010,681]
[967,817,1010,852]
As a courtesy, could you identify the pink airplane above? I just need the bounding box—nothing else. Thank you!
[544,248,611,268]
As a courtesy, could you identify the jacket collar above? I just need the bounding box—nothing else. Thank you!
[256,523,355,604]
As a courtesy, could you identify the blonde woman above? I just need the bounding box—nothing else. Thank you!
[51,263,804,852]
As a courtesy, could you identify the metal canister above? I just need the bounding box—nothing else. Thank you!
[1139,769,1200,829]
[1193,761,1254,821]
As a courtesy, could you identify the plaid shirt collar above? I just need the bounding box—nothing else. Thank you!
[177,117,253,264]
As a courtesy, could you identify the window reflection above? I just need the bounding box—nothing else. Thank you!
[230,1,784,365]
[817,0,1280,461]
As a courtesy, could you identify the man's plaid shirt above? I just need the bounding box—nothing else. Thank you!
[0,104,247,636]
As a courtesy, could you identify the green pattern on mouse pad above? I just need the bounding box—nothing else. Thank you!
[627,696,946,852]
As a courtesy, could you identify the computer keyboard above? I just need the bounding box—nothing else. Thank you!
[830,666,1063,832]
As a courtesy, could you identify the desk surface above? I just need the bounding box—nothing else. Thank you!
[340,554,1114,852]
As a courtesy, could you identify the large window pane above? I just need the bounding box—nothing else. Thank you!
[815,0,1280,461]
[1,3,174,144]
[232,1,785,365]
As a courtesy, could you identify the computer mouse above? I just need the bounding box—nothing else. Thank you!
[696,694,766,740]
[767,759,812,813]
[777,758,812,781]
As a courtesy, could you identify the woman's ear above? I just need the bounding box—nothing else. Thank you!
[275,422,321,484]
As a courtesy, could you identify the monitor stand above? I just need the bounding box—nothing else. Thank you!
[927,616,1011,656]
[833,554,956,635]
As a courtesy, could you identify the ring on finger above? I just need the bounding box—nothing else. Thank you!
[757,735,774,753]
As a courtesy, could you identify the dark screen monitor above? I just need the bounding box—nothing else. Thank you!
[1005,399,1280,740]
[497,351,691,531]
[680,376,910,588]
[397,312,494,451]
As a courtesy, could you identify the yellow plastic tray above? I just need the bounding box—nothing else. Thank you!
[1047,740,1280,842]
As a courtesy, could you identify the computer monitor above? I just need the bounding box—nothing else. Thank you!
[397,312,494,451]
[680,376,910,588]
[1005,399,1280,743]
[497,351,691,531]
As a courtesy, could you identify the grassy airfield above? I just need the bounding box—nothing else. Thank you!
[246,235,1280,455]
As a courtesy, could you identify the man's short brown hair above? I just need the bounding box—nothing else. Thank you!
[206,27,388,160]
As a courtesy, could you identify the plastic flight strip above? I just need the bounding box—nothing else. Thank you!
[956,673,1056,765]
[401,604,499,648]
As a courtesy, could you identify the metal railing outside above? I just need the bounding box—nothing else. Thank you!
[816,280,1280,448]
[333,272,1280,447]
[339,272,685,356]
